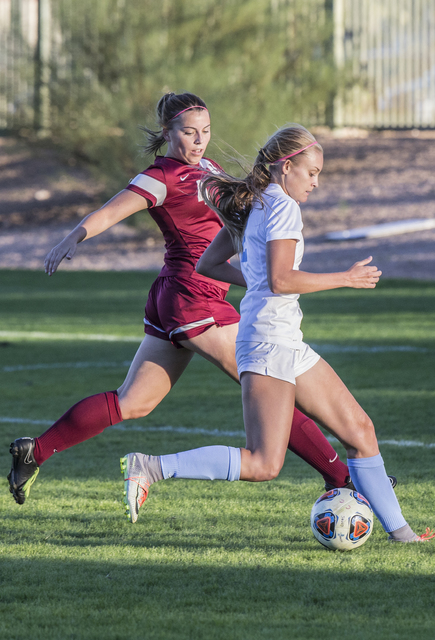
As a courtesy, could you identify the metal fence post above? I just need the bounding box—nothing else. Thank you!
[333,0,345,128]
[34,0,51,135]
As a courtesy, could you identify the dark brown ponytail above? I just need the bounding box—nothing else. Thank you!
[141,92,208,156]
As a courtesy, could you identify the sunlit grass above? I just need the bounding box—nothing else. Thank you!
[1,271,435,639]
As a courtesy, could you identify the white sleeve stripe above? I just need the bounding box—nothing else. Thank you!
[199,158,220,174]
[169,317,216,338]
[130,174,167,206]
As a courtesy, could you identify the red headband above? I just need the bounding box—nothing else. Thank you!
[271,141,318,164]
[168,106,209,121]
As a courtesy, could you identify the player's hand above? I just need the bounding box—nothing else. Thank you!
[344,256,382,288]
[44,238,77,275]
[44,227,86,275]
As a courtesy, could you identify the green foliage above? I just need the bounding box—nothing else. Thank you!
[44,0,336,189]
[1,271,435,639]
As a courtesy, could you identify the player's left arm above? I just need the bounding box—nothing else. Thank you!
[267,239,381,293]
[196,227,246,287]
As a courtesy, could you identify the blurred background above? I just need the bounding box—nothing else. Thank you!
[1,0,435,274]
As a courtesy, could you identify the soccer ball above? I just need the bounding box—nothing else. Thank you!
[310,488,373,551]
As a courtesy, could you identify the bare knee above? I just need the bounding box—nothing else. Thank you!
[118,403,153,421]
[117,389,157,421]
[254,461,283,482]
[242,455,284,482]
[343,414,378,458]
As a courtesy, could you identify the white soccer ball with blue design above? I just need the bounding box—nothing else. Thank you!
[310,487,373,551]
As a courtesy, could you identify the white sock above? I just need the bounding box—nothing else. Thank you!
[160,445,241,481]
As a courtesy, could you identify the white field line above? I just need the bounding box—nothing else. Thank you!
[1,417,434,448]
[1,345,430,374]
[0,331,142,342]
[0,331,430,353]
[1,417,52,426]
[2,361,131,372]
[311,344,429,354]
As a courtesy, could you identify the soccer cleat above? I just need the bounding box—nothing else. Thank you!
[120,453,150,524]
[388,527,435,543]
[324,474,397,492]
[324,476,356,492]
[418,527,435,541]
[8,437,40,505]
[388,475,398,489]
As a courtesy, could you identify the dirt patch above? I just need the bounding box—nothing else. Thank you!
[1,131,435,278]
[304,129,435,237]
[0,137,106,228]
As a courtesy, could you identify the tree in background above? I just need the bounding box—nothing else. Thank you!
[4,0,336,187]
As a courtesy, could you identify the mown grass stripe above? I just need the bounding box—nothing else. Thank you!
[1,417,434,448]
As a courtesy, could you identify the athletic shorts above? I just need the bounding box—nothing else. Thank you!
[235,340,320,385]
[144,275,240,348]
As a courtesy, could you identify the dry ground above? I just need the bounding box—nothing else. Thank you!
[1,131,435,278]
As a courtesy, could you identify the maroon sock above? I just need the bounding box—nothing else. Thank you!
[289,408,350,487]
[33,391,123,466]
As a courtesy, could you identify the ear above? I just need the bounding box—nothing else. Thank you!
[282,159,293,174]
[162,128,171,142]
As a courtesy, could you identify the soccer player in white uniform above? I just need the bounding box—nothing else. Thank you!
[124,123,433,543]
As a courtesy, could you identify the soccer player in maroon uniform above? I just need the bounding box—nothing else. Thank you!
[7,92,393,508]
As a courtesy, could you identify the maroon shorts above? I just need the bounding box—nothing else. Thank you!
[144,275,240,348]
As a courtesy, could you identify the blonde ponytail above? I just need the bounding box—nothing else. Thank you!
[201,124,322,250]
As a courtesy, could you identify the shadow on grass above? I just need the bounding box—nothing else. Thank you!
[0,556,434,640]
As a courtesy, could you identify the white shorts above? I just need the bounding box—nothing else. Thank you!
[236,341,320,385]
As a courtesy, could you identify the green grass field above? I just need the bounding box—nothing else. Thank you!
[1,270,435,640]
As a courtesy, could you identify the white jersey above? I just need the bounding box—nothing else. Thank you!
[237,183,305,348]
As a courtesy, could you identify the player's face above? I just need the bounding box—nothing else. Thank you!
[164,110,211,165]
[279,149,323,204]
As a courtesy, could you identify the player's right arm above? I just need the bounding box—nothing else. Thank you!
[44,189,150,275]
[196,227,247,287]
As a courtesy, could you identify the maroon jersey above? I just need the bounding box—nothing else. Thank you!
[126,156,229,291]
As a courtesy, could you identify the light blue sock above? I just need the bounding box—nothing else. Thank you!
[347,454,407,533]
[160,445,241,481]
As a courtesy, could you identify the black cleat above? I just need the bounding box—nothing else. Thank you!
[324,474,397,492]
[8,437,39,505]
[388,475,398,489]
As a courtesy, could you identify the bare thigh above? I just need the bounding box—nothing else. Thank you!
[295,357,379,458]
[118,323,239,420]
[239,372,295,482]
[117,335,194,419]
[184,327,299,481]
[181,323,240,383]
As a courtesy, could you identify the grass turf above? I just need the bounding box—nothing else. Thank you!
[1,270,435,639]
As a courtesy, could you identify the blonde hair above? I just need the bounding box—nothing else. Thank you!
[201,124,322,251]
[141,92,208,156]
